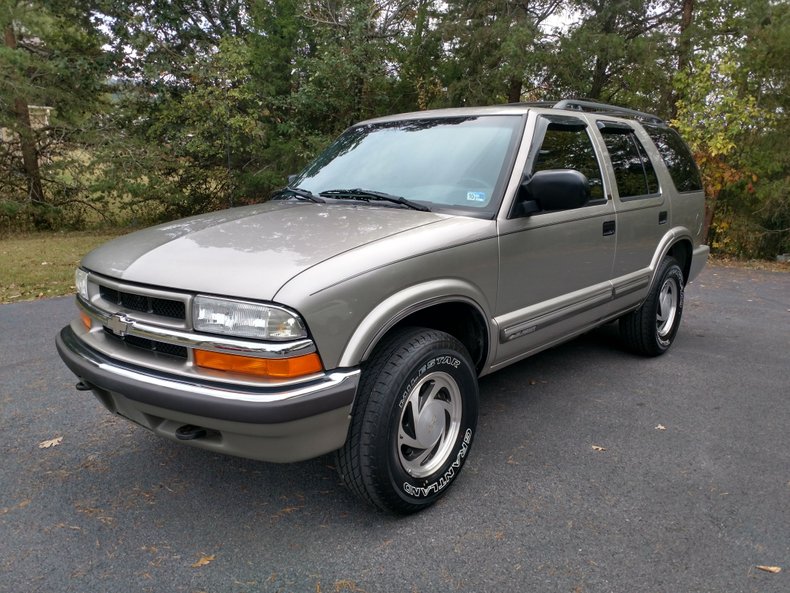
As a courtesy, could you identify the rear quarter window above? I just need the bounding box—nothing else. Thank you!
[643,125,703,193]
[599,125,660,199]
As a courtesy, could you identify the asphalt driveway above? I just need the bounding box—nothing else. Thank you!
[1,265,788,593]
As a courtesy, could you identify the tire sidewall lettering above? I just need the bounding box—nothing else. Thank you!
[397,355,462,409]
[677,273,685,309]
[389,350,476,504]
[402,428,472,498]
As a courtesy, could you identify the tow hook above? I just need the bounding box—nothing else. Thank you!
[175,424,208,440]
[75,380,93,391]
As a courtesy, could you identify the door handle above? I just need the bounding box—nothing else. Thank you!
[659,211,668,225]
[602,220,616,236]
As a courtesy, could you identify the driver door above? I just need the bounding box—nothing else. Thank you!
[493,113,617,369]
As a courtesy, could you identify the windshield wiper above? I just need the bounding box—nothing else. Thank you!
[273,186,326,203]
[320,188,430,212]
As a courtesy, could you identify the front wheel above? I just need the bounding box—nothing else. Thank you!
[620,256,685,356]
[335,328,478,514]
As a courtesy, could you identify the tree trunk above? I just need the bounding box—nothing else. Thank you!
[677,0,695,73]
[13,98,46,205]
[4,25,46,213]
[507,76,522,103]
[409,0,430,109]
[702,191,717,245]
[588,11,617,101]
[669,0,695,118]
[588,55,607,100]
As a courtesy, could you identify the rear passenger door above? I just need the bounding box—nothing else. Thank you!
[594,120,667,292]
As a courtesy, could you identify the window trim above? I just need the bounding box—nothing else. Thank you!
[642,123,703,194]
[510,114,608,218]
[597,120,662,202]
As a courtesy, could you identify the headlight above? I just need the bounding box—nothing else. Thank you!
[75,268,89,300]
[193,295,308,341]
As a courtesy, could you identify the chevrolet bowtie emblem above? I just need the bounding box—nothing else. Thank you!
[106,312,134,337]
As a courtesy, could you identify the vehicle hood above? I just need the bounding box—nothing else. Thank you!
[82,202,450,300]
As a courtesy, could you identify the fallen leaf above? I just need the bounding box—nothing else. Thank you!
[333,580,364,592]
[191,554,215,568]
[756,565,781,574]
[655,424,667,431]
[0,499,31,516]
[39,437,63,449]
[591,445,606,452]
[272,505,303,518]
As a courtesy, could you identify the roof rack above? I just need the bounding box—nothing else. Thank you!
[507,101,557,108]
[552,99,665,125]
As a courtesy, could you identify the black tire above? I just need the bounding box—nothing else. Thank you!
[335,327,479,514]
[620,256,685,356]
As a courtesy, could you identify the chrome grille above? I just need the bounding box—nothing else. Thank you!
[78,275,318,388]
[99,285,186,320]
[102,327,188,359]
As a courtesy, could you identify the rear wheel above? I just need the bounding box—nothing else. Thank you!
[335,328,478,514]
[620,256,685,356]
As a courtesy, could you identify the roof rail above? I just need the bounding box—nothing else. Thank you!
[552,99,665,125]
[506,101,557,108]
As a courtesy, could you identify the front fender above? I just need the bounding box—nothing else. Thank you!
[338,280,493,368]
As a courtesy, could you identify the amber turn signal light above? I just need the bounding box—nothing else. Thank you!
[194,350,323,379]
[80,311,92,330]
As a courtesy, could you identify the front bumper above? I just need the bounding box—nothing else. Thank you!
[56,326,359,462]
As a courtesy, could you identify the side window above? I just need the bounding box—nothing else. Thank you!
[643,124,703,193]
[599,122,660,199]
[531,119,605,202]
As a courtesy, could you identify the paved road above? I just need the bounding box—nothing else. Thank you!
[1,266,788,593]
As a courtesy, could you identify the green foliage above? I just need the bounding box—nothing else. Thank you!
[673,59,772,188]
[1,0,109,229]
[671,0,789,257]
[544,0,678,111]
[0,0,787,257]
[438,1,551,104]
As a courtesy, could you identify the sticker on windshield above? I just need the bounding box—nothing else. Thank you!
[466,191,486,203]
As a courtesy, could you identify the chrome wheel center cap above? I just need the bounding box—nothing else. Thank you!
[416,401,444,445]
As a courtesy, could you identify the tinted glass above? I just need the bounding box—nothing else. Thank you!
[644,124,703,193]
[601,130,659,199]
[532,123,604,201]
[633,134,660,194]
[296,115,522,214]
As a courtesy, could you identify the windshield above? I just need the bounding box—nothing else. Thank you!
[293,115,523,217]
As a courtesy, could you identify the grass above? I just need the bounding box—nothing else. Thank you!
[0,231,124,303]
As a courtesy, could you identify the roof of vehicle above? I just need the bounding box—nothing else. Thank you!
[359,99,666,127]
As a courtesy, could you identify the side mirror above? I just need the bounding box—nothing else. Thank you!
[515,169,591,217]
[287,174,298,185]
